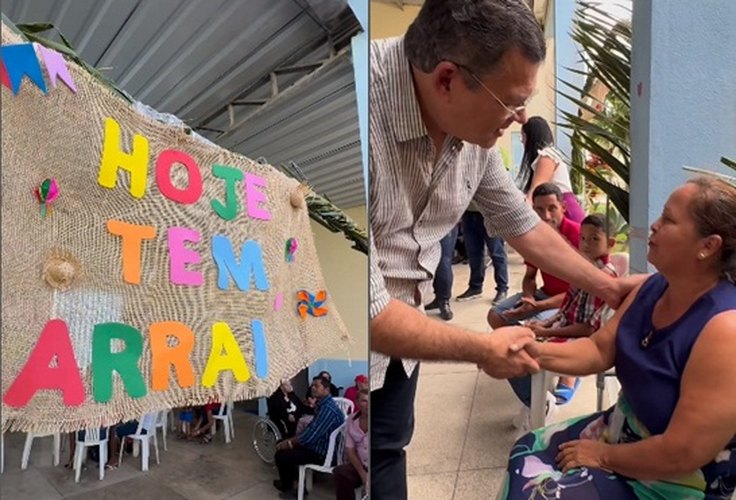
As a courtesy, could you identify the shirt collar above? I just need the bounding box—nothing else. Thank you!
[387,37,429,143]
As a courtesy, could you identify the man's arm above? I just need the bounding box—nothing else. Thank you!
[508,222,631,308]
[371,299,539,378]
[521,266,538,297]
[534,322,593,339]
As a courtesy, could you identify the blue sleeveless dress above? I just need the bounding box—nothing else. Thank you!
[500,274,736,499]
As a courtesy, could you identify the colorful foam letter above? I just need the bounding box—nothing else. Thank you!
[167,227,203,286]
[201,322,251,388]
[3,319,85,407]
[92,323,147,402]
[97,117,150,198]
[251,319,269,379]
[211,164,243,221]
[244,173,271,221]
[211,236,270,291]
[155,149,203,204]
[107,219,157,285]
[149,321,195,391]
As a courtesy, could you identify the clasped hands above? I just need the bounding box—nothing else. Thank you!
[476,325,543,378]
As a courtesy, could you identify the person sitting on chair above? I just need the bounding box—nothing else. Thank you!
[273,376,345,497]
[268,379,305,439]
[500,177,736,499]
[333,389,369,500]
[344,374,368,408]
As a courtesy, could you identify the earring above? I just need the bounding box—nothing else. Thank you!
[698,252,707,260]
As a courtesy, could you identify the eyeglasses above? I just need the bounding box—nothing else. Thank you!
[448,61,529,119]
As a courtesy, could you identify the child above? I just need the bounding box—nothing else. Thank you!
[526,213,618,404]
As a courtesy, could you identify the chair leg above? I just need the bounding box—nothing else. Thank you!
[153,433,160,465]
[74,445,84,482]
[229,414,235,438]
[141,440,149,472]
[1,433,4,474]
[52,433,61,466]
[297,466,306,500]
[162,424,168,452]
[224,419,231,444]
[98,443,105,481]
[21,434,34,470]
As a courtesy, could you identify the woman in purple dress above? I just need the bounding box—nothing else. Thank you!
[501,177,736,499]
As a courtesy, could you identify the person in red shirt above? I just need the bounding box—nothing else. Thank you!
[487,183,581,329]
[344,374,368,408]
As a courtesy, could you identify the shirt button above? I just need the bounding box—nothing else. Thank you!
[417,221,423,227]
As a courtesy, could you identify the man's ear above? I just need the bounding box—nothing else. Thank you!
[607,237,616,248]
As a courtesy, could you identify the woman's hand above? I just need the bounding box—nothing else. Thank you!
[556,439,611,473]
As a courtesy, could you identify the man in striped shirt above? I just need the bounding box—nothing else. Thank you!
[369,1,635,498]
[273,376,344,497]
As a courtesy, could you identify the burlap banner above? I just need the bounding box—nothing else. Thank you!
[1,23,351,434]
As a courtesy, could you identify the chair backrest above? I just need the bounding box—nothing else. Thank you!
[215,401,232,418]
[80,427,106,444]
[610,252,630,278]
[135,412,158,436]
[153,410,168,428]
[320,421,347,468]
[333,397,354,416]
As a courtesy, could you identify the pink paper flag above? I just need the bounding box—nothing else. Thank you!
[0,61,10,90]
[273,292,284,311]
[36,44,77,93]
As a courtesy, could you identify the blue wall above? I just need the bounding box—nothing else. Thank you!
[630,0,736,272]
[554,0,584,161]
[309,358,368,395]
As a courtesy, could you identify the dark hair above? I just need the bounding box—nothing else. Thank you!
[314,376,332,391]
[518,116,555,193]
[687,177,736,283]
[581,213,610,236]
[318,371,332,381]
[404,0,545,87]
[531,182,562,201]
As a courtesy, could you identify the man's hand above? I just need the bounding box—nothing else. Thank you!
[502,297,537,321]
[477,327,539,378]
[529,324,551,338]
[275,438,292,451]
[599,275,648,310]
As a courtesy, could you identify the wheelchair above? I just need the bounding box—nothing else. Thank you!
[252,417,282,464]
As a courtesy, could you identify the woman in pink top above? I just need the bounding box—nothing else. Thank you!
[333,389,368,500]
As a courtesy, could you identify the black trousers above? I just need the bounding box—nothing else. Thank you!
[274,444,324,488]
[370,358,420,500]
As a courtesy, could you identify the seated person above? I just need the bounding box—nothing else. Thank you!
[318,370,340,397]
[294,392,317,437]
[488,183,581,329]
[333,389,369,500]
[273,376,345,497]
[500,177,736,499]
[526,213,618,405]
[268,379,304,438]
[343,374,368,408]
[105,412,157,468]
[188,399,221,443]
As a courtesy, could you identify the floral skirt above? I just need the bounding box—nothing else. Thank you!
[499,397,735,499]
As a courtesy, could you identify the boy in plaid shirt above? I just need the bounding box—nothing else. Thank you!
[526,213,618,404]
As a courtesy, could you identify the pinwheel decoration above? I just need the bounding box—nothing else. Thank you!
[296,290,328,319]
[285,237,298,263]
[35,178,59,218]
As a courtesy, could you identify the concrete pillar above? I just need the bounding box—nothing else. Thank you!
[629,0,736,273]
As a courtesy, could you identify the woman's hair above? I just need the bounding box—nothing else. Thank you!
[518,116,555,193]
[404,0,545,87]
[687,176,736,283]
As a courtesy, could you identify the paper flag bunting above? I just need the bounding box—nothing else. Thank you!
[0,61,10,90]
[285,238,298,262]
[0,43,47,95]
[296,290,328,319]
[36,44,77,93]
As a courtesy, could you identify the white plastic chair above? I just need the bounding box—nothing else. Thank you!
[73,427,109,482]
[211,401,235,443]
[297,421,347,500]
[118,412,161,471]
[153,411,168,452]
[333,397,355,417]
[21,432,61,469]
[1,432,4,474]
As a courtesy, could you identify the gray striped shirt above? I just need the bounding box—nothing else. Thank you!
[369,37,540,390]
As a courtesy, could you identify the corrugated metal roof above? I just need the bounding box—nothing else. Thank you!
[2,0,365,208]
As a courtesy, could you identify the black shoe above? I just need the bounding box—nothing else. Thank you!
[439,301,453,321]
[273,480,290,492]
[492,291,508,305]
[456,288,482,302]
[425,298,440,310]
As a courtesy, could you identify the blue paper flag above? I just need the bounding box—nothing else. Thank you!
[0,43,47,95]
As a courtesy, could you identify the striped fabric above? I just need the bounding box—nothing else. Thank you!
[558,258,618,331]
[369,37,540,390]
[297,395,344,457]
